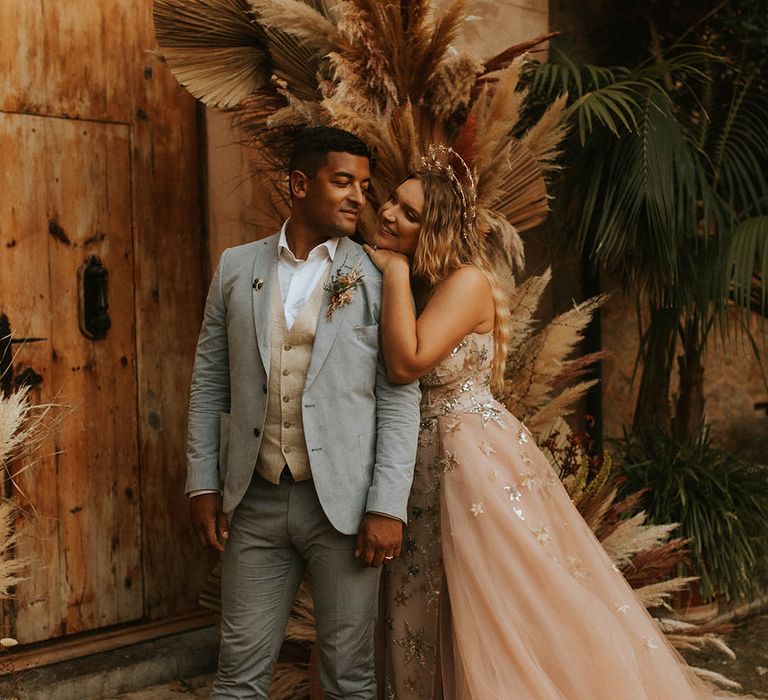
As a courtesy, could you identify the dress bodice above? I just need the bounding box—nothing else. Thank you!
[420,332,498,420]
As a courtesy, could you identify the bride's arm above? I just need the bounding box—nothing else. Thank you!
[364,245,494,383]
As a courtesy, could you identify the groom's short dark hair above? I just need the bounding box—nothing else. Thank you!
[289,127,372,179]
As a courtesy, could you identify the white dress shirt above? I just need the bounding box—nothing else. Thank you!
[277,221,339,329]
[190,222,339,498]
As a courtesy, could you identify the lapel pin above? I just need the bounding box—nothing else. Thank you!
[253,278,264,291]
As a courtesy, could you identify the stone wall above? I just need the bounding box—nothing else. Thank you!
[601,287,768,461]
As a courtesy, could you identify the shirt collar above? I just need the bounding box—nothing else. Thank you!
[278,220,340,263]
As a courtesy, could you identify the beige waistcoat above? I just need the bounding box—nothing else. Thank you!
[255,277,326,483]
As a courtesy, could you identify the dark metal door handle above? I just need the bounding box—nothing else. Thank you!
[79,255,111,340]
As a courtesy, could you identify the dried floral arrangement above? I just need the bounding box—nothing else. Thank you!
[0,379,58,694]
[153,0,738,690]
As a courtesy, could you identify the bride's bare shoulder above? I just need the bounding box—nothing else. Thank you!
[437,265,493,299]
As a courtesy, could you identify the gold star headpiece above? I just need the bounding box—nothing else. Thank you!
[419,144,478,239]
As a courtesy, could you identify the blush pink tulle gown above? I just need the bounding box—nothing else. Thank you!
[383,332,713,700]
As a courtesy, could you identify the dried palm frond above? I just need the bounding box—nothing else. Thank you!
[0,385,63,598]
[250,0,337,53]
[481,209,525,275]
[688,666,742,691]
[551,350,610,387]
[153,0,271,108]
[600,513,680,567]
[621,537,691,588]
[634,576,698,608]
[505,269,551,359]
[521,93,569,168]
[472,56,529,169]
[0,500,24,595]
[0,387,34,467]
[478,32,560,78]
[413,0,471,102]
[427,52,483,121]
[532,295,607,380]
[505,290,606,428]
[656,618,736,656]
[329,0,402,110]
[269,662,311,699]
[460,55,557,232]
[526,379,598,433]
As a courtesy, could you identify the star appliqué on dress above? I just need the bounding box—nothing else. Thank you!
[479,440,496,456]
[531,524,553,546]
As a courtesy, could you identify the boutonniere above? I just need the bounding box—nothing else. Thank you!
[324,257,364,320]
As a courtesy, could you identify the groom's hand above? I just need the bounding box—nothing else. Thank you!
[190,493,229,553]
[355,513,403,567]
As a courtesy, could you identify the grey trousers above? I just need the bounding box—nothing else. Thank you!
[212,473,381,699]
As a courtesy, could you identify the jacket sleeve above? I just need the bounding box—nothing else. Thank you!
[185,249,231,493]
[365,357,421,523]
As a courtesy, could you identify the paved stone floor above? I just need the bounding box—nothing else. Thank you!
[105,674,213,699]
[106,613,768,699]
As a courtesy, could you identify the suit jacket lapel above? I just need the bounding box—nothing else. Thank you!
[251,235,280,375]
[305,236,359,389]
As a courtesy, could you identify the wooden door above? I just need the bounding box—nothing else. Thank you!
[1,113,143,642]
[0,0,210,647]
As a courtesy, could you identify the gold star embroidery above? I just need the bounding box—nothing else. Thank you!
[394,589,410,607]
[394,622,434,667]
[531,524,552,546]
[517,428,529,445]
[470,502,484,517]
[615,603,630,615]
[504,482,522,501]
[439,451,459,473]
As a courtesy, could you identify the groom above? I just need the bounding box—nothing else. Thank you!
[186,126,420,698]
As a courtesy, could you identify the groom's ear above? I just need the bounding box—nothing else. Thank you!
[290,170,310,200]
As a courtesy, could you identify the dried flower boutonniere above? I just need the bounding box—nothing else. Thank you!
[324,257,363,320]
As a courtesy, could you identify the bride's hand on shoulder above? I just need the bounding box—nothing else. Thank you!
[363,244,410,275]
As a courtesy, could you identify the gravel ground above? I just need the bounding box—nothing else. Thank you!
[682,612,768,699]
[108,614,768,699]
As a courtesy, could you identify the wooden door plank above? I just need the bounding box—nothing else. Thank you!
[0,112,63,644]
[0,2,47,114]
[0,1,143,123]
[130,100,215,621]
[43,116,143,636]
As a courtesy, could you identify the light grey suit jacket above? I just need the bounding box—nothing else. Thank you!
[186,233,421,535]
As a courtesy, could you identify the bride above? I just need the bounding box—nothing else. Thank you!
[364,146,714,699]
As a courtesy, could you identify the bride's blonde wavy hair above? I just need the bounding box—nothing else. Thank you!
[410,170,512,398]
